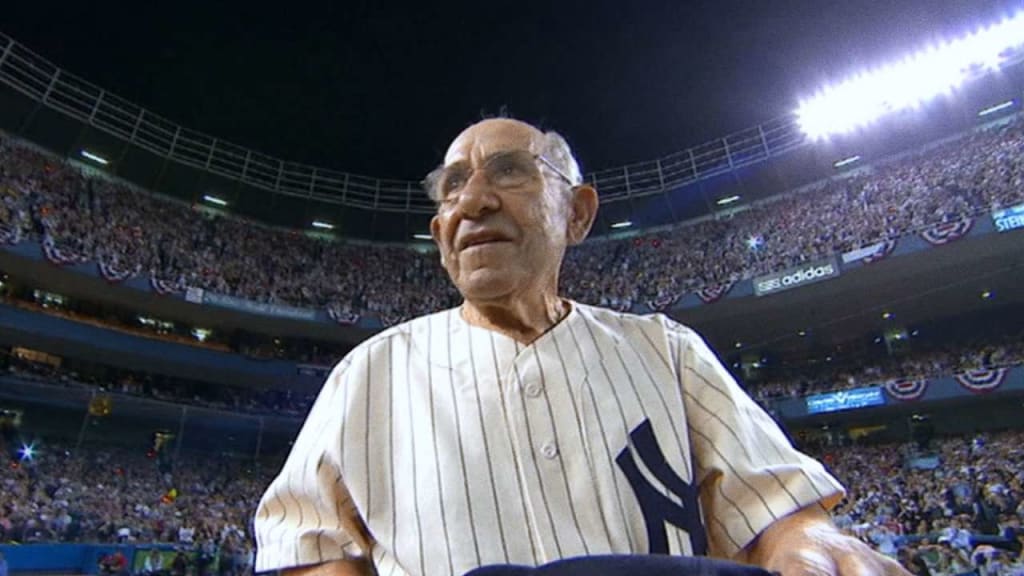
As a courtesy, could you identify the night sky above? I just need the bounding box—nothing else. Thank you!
[3,1,1019,179]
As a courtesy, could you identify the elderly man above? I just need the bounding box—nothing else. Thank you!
[254,118,908,576]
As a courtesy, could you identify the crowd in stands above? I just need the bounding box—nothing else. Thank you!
[564,119,1024,310]
[0,440,258,574]
[3,321,1022,421]
[0,281,349,366]
[751,332,1024,402]
[2,118,1023,320]
[1,349,316,419]
[1,424,1020,575]
[817,430,1024,575]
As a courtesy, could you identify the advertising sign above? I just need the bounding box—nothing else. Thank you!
[993,203,1024,233]
[753,256,840,297]
[805,386,885,415]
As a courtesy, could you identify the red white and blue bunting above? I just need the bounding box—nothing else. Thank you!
[41,236,86,266]
[380,313,409,328]
[696,282,734,304]
[327,305,360,326]
[97,260,138,283]
[954,367,1008,394]
[920,219,973,246]
[884,378,929,401]
[0,224,21,245]
[646,293,681,312]
[150,277,185,295]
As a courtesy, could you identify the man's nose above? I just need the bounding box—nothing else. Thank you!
[454,173,501,218]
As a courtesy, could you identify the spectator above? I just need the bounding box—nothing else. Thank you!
[141,549,166,576]
[98,550,129,576]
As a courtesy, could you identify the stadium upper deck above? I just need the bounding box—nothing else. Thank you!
[1,28,1023,240]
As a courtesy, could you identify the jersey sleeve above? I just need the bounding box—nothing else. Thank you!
[253,361,372,572]
[666,320,845,558]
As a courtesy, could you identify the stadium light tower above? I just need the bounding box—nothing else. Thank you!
[797,12,1024,139]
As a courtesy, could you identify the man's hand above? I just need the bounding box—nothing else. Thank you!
[739,505,910,576]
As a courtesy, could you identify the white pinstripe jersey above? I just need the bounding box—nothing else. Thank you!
[254,302,843,576]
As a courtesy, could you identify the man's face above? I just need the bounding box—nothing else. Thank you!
[430,119,577,302]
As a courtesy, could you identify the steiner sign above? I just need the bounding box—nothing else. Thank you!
[806,387,885,415]
[993,203,1024,233]
[753,256,840,297]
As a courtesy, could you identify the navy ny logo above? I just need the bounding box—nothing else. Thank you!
[616,419,707,555]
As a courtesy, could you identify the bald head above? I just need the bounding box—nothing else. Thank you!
[444,118,546,167]
[425,118,583,203]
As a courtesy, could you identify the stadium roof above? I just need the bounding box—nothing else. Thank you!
[3,0,1019,180]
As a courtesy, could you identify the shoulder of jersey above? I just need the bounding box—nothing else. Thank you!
[578,302,699,342]
[326,308,455,374]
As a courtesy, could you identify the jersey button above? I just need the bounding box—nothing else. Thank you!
[541,442,559,459]
[524,382,543,398]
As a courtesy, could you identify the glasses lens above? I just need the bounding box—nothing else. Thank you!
[483,152,537,189]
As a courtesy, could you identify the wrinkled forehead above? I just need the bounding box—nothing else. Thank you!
[443,119,545,167]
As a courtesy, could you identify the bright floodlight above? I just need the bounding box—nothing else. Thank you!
[202,195,228,207]
[716,195,741,206]
[80,150,109,165]
[312,220,335,230]
[797,12,1024,139]
[833,155,861,168]
[18,443,36,461]
[611,221,632,229]
[978,99,1015,116]
[412,233,433,240]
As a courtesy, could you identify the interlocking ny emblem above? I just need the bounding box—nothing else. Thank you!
[615,419,707,555]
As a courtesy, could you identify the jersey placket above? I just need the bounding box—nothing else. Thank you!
[502,344,591,563]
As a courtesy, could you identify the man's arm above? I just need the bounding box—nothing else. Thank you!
[254,360,378,573]
[283,558,376,576]
[737,504,909,576]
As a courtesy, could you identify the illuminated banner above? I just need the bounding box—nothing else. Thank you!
[201,291,318,321]
[993,203,1024,233]
[806,386,885,415]
[753,256,840,297]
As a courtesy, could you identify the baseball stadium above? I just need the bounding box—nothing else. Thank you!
[0,3,1022,576]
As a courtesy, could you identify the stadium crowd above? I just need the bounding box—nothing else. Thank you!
[2,118,1023,320]
[2,111,1023,574]
[1,425,1021,575]
[0,441,258,574]
[821,430,1024,575]
[1,350,316,419]
[751,332,1024,402]
[3,324,1021,421]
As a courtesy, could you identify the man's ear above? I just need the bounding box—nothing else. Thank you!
[567,184,598,245]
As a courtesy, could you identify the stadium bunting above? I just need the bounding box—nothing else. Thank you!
[150,277,184,295]
[920,219,973,246]
[41,236,86,265]
[380,313,409,328]
[326,305,360,325]
[646,293,681,312]
[883,378,929,401]
[954,367,1008,393]
[0,224,21,245]
[695,282,734,304]
[97,260,138,283]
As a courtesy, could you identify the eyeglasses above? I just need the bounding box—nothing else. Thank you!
[425,149,575,203]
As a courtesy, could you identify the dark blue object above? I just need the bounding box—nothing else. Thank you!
[463,555,774,576]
